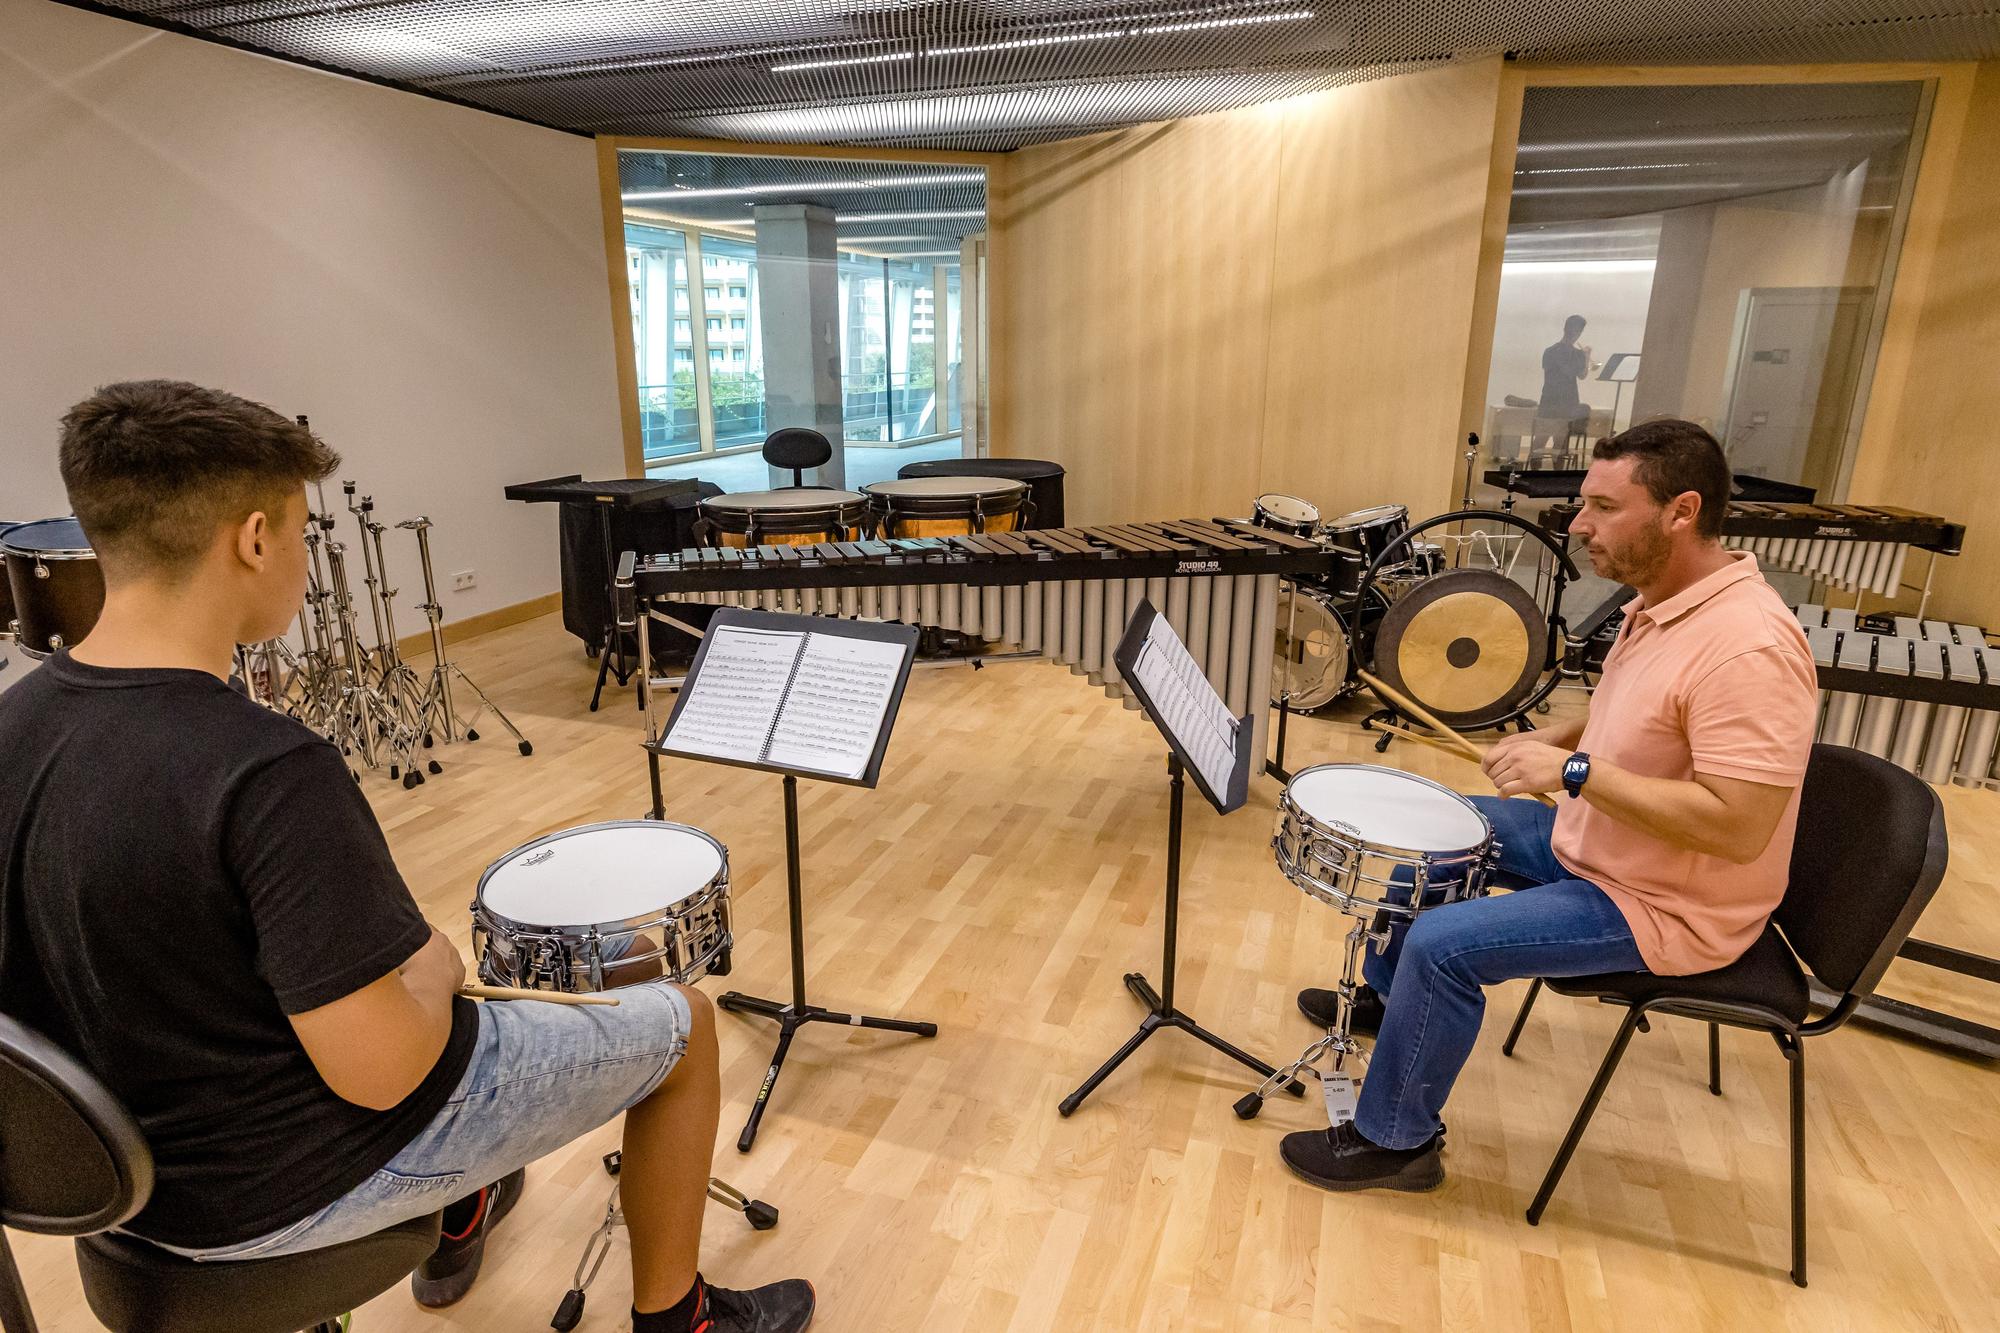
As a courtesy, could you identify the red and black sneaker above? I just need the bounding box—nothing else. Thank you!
[409,1167,526,1308]
[690,1275,816,1333]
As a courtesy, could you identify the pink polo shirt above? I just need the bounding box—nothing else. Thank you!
[1551,551,1817,975]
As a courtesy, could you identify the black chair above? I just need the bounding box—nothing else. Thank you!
[1501,744,1948,1286]
[761,428,832,488]
[0,1012,441,1333]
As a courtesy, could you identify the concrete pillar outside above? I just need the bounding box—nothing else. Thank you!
[753,203,845,489]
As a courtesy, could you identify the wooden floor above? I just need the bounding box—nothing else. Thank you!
[17,613,2000,1331]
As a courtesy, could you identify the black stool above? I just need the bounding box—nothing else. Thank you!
[762,428,833,488]
[0,1012,441,1333]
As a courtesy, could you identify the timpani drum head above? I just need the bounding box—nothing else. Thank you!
[478,821,724,930]
[1368,567,1546,729]
[704,489,867,512]
[862,477,1022,500]
[1288,765,1490,854]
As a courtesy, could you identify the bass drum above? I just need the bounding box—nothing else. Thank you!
[1271,582,1390,711]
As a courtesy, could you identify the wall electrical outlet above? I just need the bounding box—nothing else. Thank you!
[451,570,477,592]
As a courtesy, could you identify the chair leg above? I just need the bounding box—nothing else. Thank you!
[1787,1035,1807,1287]
[1501,978,1544,1056]
[1708,1022,1722,1096]
[1527,1007,1644,1224]
[0,1229,41,1333]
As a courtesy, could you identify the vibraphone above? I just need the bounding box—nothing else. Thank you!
[620,519,1336,775]
[1796,604,1998,789]
[1723,504,1964,599]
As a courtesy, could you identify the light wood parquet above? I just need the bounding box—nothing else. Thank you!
[14,612,2000,1332]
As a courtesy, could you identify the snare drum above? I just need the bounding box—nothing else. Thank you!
[1252,494,1322,539]
[473,821,733,992]
[862,476,1031,538]
[1273,764,1494,917]
[1323,504,1411,598]
[2,518,106,659]
[699,489,873,549]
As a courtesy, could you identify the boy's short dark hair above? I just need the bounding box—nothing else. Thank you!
[58,380,339,575]
[1592,417,1731,539]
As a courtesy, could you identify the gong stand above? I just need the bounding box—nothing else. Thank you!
[1352,508,1579,749]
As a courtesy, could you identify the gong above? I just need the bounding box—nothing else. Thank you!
[1367,567,1548,728]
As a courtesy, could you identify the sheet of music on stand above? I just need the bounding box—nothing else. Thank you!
[1129,610,1241,803]
[664,621,905,782]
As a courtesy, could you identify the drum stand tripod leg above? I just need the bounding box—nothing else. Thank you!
[1060,755,1304,1117]
[1235,916,1374,1120]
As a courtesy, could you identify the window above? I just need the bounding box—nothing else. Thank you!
[706,317,722,333]
[733,347,746,362]
[731,316,746,331]
[674,319,689,337]
[701,233,766,451]
[729,284,747,299]
[625,224,700,461]
[704,285,720,300]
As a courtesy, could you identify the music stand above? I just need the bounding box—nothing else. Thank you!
[1597,352,1641,433]
[1059,599,1302,1116]
[652,607,934,1151]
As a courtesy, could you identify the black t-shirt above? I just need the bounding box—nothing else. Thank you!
[0,652,479,1248]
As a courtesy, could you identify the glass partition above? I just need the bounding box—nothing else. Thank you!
[626,223,700,460]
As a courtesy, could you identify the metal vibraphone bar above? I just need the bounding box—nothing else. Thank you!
[1796,604,1998,789]
[624,518,1336,770]
[1722,504,1964,600]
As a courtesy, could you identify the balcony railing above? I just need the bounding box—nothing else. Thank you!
[638,366,956,463]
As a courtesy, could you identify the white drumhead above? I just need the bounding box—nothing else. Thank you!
[704,489,865,511]
[864,476,1025,499]
[1255,494,1320,525]
[1327,504,1407,532]
[1288,765,1488,852]
[479,822,724,927]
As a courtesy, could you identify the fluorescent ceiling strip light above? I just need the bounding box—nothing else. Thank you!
[837,209,985,221]
[930,29,1127,57]
[624,171,982,201]
[1516,162,1701,175]
[1137,9,1314,34]
[771,50,915,74]
[798,6,1313,69]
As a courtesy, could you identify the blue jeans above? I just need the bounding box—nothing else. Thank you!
[1353,796,1645,1150]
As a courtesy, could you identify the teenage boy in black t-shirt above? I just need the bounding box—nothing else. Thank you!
[0,381,812,1332]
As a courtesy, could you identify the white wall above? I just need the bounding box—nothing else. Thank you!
[1485,259,1657,427]
[0,0,624,626]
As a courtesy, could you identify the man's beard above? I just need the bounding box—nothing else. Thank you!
[1592,523,1670,586]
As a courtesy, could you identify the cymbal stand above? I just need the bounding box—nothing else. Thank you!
[343,482,392,685]
[352,494,439,782]
[397,517,532,767]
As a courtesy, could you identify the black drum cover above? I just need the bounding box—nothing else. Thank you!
[1367,568,1547,729]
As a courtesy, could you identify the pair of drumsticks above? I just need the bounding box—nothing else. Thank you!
[1355,670,1559,809]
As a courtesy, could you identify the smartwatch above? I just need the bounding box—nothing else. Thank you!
[1562,752,1592,799]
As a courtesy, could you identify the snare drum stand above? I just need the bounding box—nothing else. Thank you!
[1233,908,1387,1123]
[1059,754,1305,1117]
[396,517,533,770]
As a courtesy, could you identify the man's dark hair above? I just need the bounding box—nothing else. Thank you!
[58,380,338,576]
[1563,314,1587,337]
[1592,417,1731,539]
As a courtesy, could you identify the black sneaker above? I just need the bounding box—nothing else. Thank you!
[1296,983,1386,1036]
[410,1167,525,1308]
[697,1276,816,1332]
[1280,1121,1444,1193]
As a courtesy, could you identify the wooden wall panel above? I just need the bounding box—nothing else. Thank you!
[1849,62,2000,627]
[989,60,1503,526]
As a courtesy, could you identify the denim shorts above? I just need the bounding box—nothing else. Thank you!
[154,980,693,1261]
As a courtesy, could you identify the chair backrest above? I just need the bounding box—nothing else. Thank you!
[1776,744,1949,999]
[761,428,832,486]
[0,1013,153,1236]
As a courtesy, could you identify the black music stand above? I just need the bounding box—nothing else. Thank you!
[1059,599,1302,1117]
[651,607,934,1151]
[503,474,697,711]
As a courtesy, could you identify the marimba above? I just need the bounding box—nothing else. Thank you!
[622,518,1337,772]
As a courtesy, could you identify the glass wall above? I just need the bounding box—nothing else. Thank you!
[626,224,699,460]
[1480,81,1923,499]
[616,149,986,481]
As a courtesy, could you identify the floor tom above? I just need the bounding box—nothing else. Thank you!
[2,518,105,659]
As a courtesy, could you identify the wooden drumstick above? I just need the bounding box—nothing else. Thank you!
[1357,669,1558,808]
[460,984,621,1007]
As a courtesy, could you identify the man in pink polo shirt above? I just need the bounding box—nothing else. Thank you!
[1285,418,1817,1194]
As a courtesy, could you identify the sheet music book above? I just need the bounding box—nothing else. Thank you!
[1114,599,1252,814]
[658,609,917,786]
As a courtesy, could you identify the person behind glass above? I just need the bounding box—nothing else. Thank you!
[1283,418,1817,1193]
[1533,314,1596,462]
[0,382,813,1332]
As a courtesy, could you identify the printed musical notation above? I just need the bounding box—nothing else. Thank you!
[1129,610,1240,804]
[664,624,905,782]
